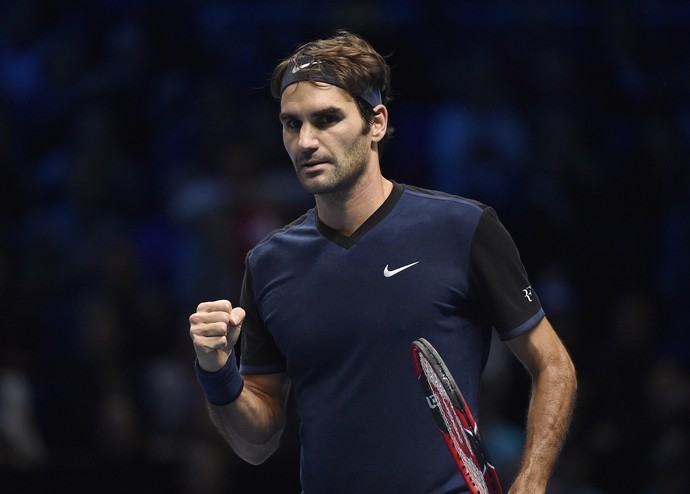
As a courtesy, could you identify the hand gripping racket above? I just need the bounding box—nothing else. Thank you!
[411,338,502,494]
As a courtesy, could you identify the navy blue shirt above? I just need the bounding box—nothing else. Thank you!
[239,182,544,493]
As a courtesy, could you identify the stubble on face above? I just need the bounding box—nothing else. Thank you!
[297,126,371,199]
[281,83,375,201]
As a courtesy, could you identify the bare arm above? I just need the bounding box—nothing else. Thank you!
[207,372,290,465]
[190,300,290,465]
[505,317,577,494]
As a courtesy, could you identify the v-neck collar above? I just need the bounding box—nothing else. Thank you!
[315,181,404,249]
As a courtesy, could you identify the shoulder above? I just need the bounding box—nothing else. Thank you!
[246,209,317,263]
[400,183,488,214]
[396,183,492,233]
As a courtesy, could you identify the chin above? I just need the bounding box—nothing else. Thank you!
[300,182,337,196]
[298,174,335,195]
[298,168,362,196]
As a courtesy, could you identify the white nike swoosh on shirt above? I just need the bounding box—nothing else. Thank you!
[383,261,420,278]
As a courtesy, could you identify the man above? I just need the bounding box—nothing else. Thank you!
[189,30,576,494]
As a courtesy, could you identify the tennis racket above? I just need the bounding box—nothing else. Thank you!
[411,338,502,494]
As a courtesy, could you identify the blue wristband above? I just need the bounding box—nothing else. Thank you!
[194,356,244,406]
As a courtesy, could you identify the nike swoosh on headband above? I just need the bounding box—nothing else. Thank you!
[280,56,382,108]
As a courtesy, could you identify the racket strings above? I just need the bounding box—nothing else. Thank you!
[420,356,486,491]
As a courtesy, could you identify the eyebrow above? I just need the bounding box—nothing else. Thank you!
[279,106,344,122]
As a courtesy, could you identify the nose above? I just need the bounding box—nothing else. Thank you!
[298,123,318,151]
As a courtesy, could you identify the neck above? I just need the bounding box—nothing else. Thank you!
[315,174,393,237]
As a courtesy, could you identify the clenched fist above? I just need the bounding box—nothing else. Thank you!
[189,300,246,372]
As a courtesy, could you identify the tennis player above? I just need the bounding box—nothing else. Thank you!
[189,30,576,494]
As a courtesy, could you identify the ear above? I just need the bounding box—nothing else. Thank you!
[370,104,388,143]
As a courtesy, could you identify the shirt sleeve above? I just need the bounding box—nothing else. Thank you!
[468,207,544,341]
[238,256,287,374]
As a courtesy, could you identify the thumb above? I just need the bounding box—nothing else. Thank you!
[227,306,245,349]
[229,306,246,327]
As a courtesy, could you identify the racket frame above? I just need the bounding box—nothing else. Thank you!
[411,337,502,494]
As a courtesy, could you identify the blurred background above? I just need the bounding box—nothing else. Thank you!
[1,0,688,492]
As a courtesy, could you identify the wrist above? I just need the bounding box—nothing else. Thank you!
[194,356,244,406]
[197,350,231,374]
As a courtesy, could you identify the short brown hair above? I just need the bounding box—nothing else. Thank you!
[271,30,394,148]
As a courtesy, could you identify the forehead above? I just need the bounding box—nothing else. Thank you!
[280,82,357,114]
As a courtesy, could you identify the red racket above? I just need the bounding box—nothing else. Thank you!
[411,338,502,494]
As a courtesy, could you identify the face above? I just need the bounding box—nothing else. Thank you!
[279,82,375,196]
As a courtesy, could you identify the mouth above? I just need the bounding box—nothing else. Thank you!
[300,159,329,172]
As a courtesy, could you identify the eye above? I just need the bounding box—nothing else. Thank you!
[282,118,301,132]
[314,113,340,128]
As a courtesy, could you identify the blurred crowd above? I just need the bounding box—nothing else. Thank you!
[1,1,688,493]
